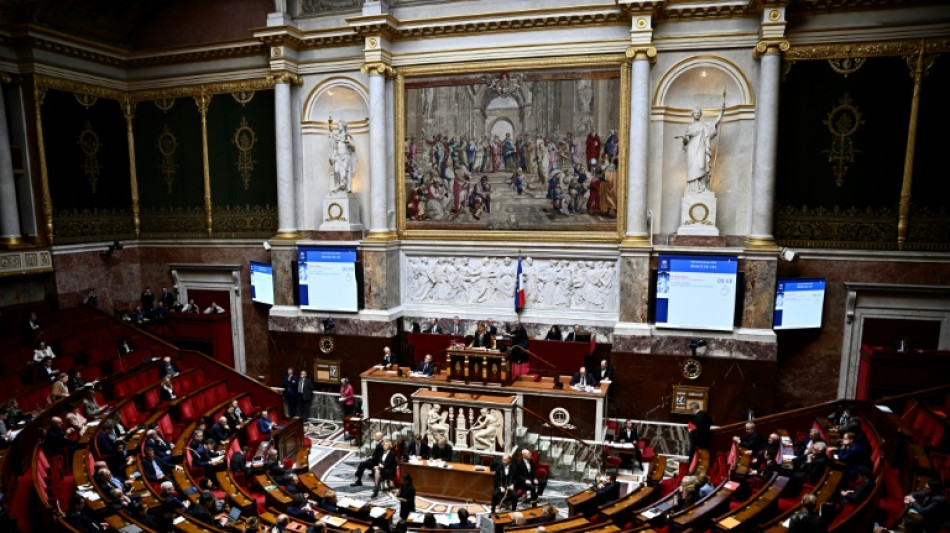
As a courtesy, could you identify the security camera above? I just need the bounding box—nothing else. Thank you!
[780,248,797,262]
[263,241,272,252]
[689,338,707,357]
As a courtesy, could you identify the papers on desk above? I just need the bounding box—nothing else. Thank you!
[781,518,791,527]
[718,516,741,529]
[9,429,22,439]
[321,516,348,527]
[876,404,894,413]
[338,496,367,509]
[425,459,450,468]
[641,508,661,520]
[173,517,186,525]
[617,442,635,449]
[434,514,455,526]
[409,372,431,378]
[86,420,101,427]
[210,455,225,465]
[77,488,100,501]
[369,507,388,518]
[407,457,424,464]
[407,513,425,523]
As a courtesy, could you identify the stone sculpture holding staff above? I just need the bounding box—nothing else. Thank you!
[678,93,725,194]
[328,117,355,194]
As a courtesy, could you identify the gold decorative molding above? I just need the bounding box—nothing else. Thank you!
[34,75,125,101]
[784,38,950,61]
[52,208,134,244]
[360,62,394,77]
[78,121,102,194]
[232,117,258,191]
[744,236,778,251]
[131,78,276,103]
[775,204,897,249]
[897,45,936,251]
[139,206,206,239]
[397,54,625,78]
[625,45,658,62]
[823,93,864,188]
[266,72,303,85]
[754,39,790,58]
[157,124,179,193]
[619,234,651,248]
[211,204,278,238]
[363,229,399,242]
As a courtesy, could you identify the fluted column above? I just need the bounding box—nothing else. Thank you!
[0,80,22,245]
[623,47,655,247]
[273,75,298,237]
[746,40,788,250]
[362,62,393,239]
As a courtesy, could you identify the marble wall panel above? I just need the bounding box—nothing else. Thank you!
[53,247,143,313]
[742,257,777,330]
[618,255,650,323]
[362,247,400,311]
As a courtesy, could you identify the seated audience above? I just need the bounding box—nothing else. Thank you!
[36,357,57,382]
[209,416,232,442]
[833,431,871,477]
[158,356,180,378]
[64,402,88,432]
[204,301,225,314]
[50,372,71,401]
[595,474,620,503]
[67,368,85,392]
[230,445,250,476]
[569,366,594,388]
[404,433,429,459]
[287,494,316,521]
[837,466,874,507]
[734,422,766,456]
[565,324,584,342]
[142,446,173,482]
[64,492,108,532]
[544,325,562,340]
[159,375,176,402]
[453,508,474,529]
[903,480,950,533]
[96,419,124,457]
[430,437,453,461]
[787,494,828,533]
[415,354,436,376]
[183,299,200,313]
[424,317,443,334]
[44,416,78,455]
[33,340,55,363]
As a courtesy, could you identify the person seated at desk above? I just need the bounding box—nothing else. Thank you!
[209,416,232,443]
[430,437,453,461]
[618,419,644,469]
[204,301,225,314]
[903,479,950,533]
[258,408,282,436]
[594,474,620,504]
[189,490,227,528]
[544,325,562,340]
[733,421,765,456]
[64,402,87,433]
[836,466,874,508]
[372,440,397,497]
[751,432,783,475]
[831,431,871,477]
[143,445,173,482]
[569,366,594,389]
[788,441,830,494]
[33,340,55,363]
[159,375,176,402]
[230,445,250,476]
[64,492,108,533]
[786,494,828,533]
[404,433,429,459]
[453,508,474,529]
[381,346,396,368]
[145,428,174,463]
[469,322,493,349]
[287,493,317,521]
[447,316,464,336]
[265,448,300,493]
[50,372,70,401]
[508,321,530,377]
[491,454,519,514]
[158,355,180,378]
[320,490,340,513]
[353,432,384,486]
[516,448,546,504]
[415,354,437,376]
[595,359,613,384]
[486,318,498,336]
[424,317,443,334]
[795,428,825,458]
[107,441,134,481]
[565,324,585,342]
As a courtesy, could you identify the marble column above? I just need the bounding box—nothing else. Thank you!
[274,78,297,236]
[0,84,22,244]
[367,69,389,236]
[624,51,654,246]
[747,45,785,249]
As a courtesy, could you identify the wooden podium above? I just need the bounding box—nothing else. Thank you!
[446,347,512,386]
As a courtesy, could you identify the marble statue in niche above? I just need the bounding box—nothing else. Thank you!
[424,404,450,443]
[679,98,725,194]
[328,118,356,194]
[470,408,504,451]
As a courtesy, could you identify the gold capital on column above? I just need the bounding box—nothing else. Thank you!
[755,40,790,58]
[625,46,657,63]
[266,72,302,85]
[360,62,394,77]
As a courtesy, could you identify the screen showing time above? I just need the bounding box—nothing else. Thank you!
[773,278,826,330]
[297,246,359,313]
[655,254,738,331]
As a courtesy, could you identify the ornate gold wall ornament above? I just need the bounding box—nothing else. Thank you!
[827,57,867,76]
[211,204,279,237]
[768,9,781,21]
[327,202,346,221]
[74,93,97,109]
[775,204,897,250]
[687,203,711,224]
[140,206,207,238]
[132,78,276,102]
[231,91,256,106]
[120,97,141,239]
[155,98,175,113]
[78,121,102,194]
[266,72,302,85]
[823,93,864,188]
[52,207,134,244]
[232,117,257,190]
[158,124,179,193]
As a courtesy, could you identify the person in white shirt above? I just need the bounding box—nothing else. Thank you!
[203,301,225,314]
[33,340,55,363]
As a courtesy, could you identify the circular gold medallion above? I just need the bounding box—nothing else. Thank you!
[688,202,709,222]
[327,202,344,221]
[636,17,648,28]
[320,335,335,354]
[682,358,703,380]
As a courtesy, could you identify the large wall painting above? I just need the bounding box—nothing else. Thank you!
[398,59,627,239]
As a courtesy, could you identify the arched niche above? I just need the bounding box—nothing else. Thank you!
[654,55,753,112]
[303,77,369,125]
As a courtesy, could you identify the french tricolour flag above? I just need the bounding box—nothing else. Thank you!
[515,257,526,312]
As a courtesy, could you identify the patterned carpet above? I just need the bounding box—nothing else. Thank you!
[301,420,655,530]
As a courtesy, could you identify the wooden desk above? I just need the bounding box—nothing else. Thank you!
[446,347,512,386]
[671,479,736,532]
[400,460,494,502]
[760,469,842,532]
[600,485,655,525]
[715,473,788,532]
[567,489,599,517]
[361,367,608,439]
[506,515,589,533]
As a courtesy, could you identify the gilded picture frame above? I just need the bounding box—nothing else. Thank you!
[395,56,629,242]
[671,385,709,415]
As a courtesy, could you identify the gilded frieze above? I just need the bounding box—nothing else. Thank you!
[52,208,134,244]
[139,206,207,238]
[211,205,279,238]
[775,204,897,250]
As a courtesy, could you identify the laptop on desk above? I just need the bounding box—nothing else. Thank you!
[216,506,242,524]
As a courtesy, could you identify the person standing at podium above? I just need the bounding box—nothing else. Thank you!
[469,322,493,349]
[508,321,530,378]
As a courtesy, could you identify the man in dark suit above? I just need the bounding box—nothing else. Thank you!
[486,318,498,336]
[64,493,106,533]
[45,416,78,456]
[595,359,613,383]
[230,445,250,476]
[564,324,584,342]
[688,401,713,461]
[491,454,519,514]
[447,316,464,336]
[618,419,643,469]
[424,317,443,334]
[157,356,180,378]
[416,354,436,376]
[372,440,397,497]
[142,446,171,482]
[404,434,429,459]
[144,429,175,469]
[160,287,175,310]
[95,419,121,457]
[295,370,313,419]
[282,367,298,418]
[381,346,396,368]
[569,366,594,388]
[430,437,453,461]
[516,449,545,504]
[595,474,620,503]
[352,432,384,486]
[209,416,231,443]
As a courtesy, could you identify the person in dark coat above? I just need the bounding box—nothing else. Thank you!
[787,494,828,533]
[491,454,519,514]
[372,440,397,497]
[688,401,712,461]
[396,473,416,520]
[295,370,313,419]
[282,367,298,418]
[403,434,429,459]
